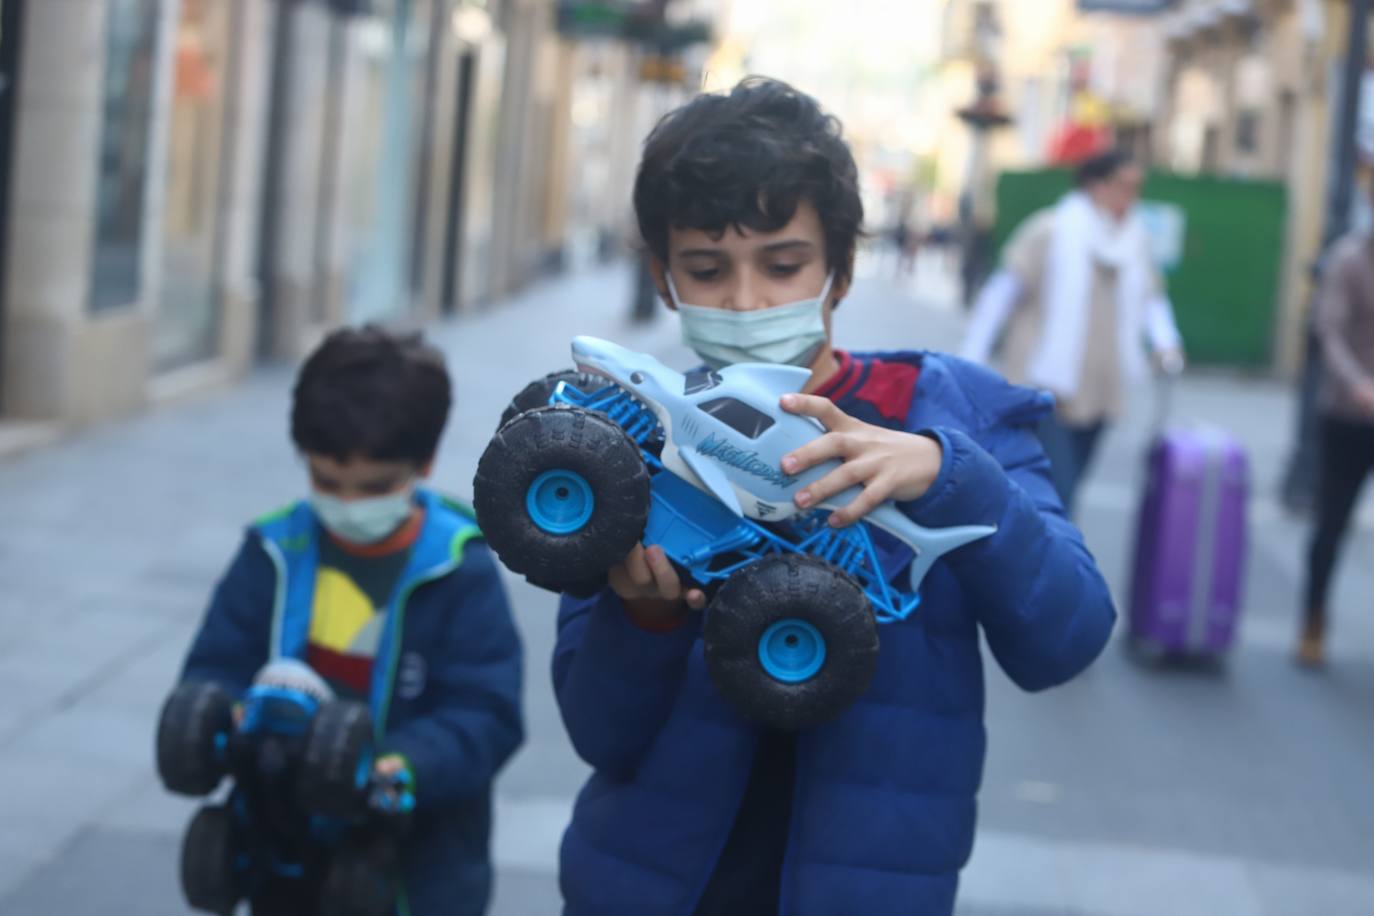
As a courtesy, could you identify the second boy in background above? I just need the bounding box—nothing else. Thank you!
[178,327,523,915]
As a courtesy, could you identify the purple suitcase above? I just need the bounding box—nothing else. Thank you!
[1127,426,1249,656]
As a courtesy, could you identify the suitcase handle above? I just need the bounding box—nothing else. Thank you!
[1151,360,1184,437]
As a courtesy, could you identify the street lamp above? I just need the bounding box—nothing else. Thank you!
[954,1,1012,307]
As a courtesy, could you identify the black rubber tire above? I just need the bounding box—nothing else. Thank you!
[181,804,240,915]
[156,682,233,797]
[704,555,879,731]
[318,842,399,916]
[524,572,609,600]
[474,406,650,593]
[499,369,605,430]
[296,701,374,818]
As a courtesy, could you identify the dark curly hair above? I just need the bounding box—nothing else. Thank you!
[291,325,451,465]
[1075,148,1134,188]
[633,77,864,288]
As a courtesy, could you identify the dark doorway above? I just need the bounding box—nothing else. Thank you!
[440,50,476,314]
[255,0,296,359]
[409,0,444,298]
[0,0,27,406]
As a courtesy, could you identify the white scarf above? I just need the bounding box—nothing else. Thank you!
[1029,191,1152,397]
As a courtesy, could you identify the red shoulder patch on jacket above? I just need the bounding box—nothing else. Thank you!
[813,350,859,402]
[852,358,920,424]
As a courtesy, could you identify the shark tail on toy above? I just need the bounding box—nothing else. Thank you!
[865,504,996,592]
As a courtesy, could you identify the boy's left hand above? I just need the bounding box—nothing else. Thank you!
[780,394,943,527]
[369,754,415,816]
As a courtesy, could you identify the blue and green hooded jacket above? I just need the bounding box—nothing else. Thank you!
[180,488,524,916]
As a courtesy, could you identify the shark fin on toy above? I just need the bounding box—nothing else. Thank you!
[725,363,813,400]
[680,447,746,517]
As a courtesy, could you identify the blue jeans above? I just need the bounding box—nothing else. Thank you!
[1035,415,1107,517]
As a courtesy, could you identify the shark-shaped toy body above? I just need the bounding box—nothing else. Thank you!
[570,336,995,593]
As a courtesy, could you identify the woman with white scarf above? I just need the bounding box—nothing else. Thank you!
[961,150,1185,516]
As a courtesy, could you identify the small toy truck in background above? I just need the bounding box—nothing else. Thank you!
[155,660,412,916]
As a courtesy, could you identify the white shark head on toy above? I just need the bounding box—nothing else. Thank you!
[571,336,681,424]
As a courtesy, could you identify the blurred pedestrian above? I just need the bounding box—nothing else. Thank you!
[631,249,659,323]
[960,149,1185,516]
[892,214,915,276]
[173,327,524,915]
[1296,185,1374,667]
[890,193,919,278]
[551,76,1115,916]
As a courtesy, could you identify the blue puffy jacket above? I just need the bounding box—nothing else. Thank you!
[553,352,1116,915]
[180,489,524,916]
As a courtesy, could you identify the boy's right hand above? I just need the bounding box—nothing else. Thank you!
[608,544,706,630]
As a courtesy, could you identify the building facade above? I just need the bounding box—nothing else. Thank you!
[0,0,581,436]
[936,0,1356,376]
[1152,0,1348,375]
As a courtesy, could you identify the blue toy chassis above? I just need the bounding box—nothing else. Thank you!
[551,379,923,625]
[476,341,994,729]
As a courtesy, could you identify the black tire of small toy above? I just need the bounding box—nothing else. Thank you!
[296,701,374,819]
[498,370,607,430]
[473,406,650,593]
[703,555,879,731]
[317,842,398,916]
[181,804,241,916]
[156,681,234,797]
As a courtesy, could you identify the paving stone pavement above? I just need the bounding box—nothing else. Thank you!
[0,256,1371,915]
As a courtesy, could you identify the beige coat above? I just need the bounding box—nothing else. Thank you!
[1000,211,1165,425]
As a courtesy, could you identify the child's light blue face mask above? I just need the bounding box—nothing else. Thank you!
[310,486,415,544]
[669,271,834,370]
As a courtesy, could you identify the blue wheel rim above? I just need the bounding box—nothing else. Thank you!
[526,470,595,535]
[758,619,826,684]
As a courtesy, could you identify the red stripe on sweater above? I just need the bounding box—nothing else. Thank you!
[307,643,373,698]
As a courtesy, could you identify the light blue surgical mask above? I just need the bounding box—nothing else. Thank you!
[310,486,416,545]
[670,272,834,370]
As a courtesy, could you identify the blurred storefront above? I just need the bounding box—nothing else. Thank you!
[556,0,718,266]
[0,0,266,426]
[260,0,425,355]
[0,0,587,429]
[255,0,555,357]
[1151,0,1349,376]
[157,0,235,370]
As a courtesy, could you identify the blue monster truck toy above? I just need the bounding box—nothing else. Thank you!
[474,337,995,730]
[155,660,413,916]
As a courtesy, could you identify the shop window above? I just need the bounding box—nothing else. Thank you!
[90,0,160,312]
[340,1,433,323]
[156,0,234,369]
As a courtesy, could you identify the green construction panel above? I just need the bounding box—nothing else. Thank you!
[993,170,1287,368]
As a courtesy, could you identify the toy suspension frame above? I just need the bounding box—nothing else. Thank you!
[550,381,923,624]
